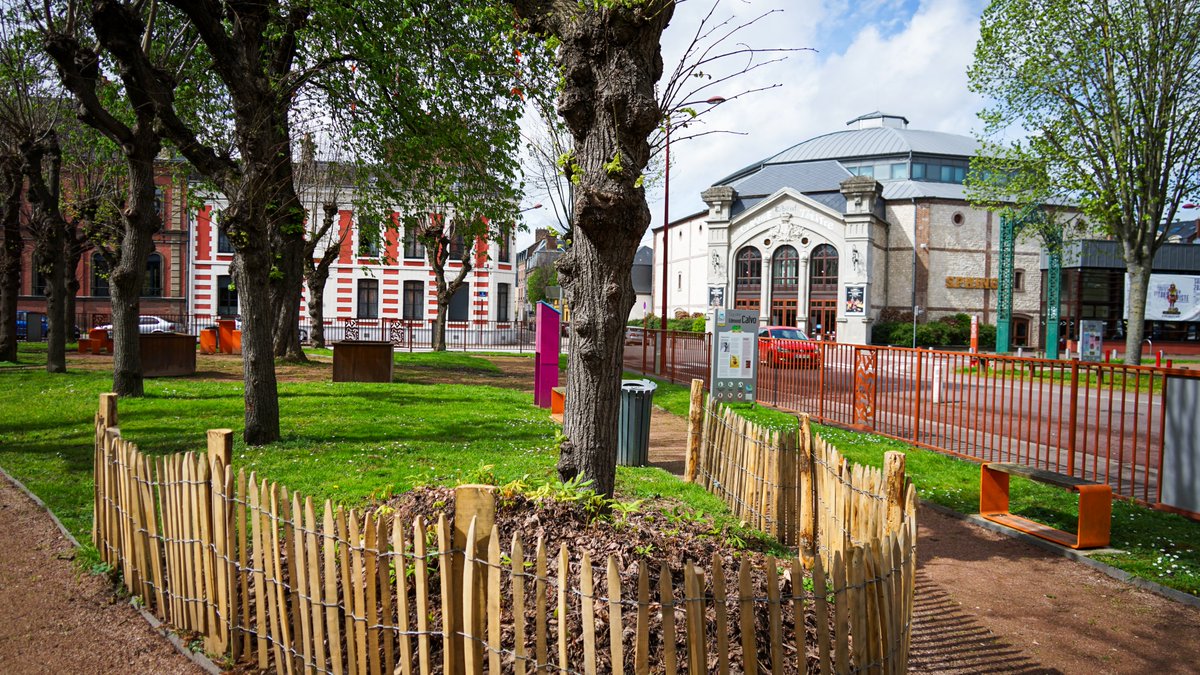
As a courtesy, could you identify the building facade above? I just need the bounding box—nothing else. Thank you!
[654,112,1045,346]
[188,193,518,332]
[17,167,190,329]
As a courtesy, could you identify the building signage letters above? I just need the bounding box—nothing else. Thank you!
[945,276,999,290]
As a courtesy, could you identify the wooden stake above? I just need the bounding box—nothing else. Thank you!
[685,378,705,482]
[884,451,907,535]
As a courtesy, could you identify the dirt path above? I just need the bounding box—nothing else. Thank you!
[625,380,1200,673]
[0,475,202,674]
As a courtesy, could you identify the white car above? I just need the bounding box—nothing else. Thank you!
[94,316,182,334]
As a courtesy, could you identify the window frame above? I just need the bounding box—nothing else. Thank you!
[356,278,380,319]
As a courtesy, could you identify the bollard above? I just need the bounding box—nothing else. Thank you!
[1157,350,1163,368]
[1168,359,1174,369]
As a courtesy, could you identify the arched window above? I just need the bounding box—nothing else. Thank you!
[808,244,839,339]
[770,245,799,325]
[733,247,761,312]
[142,253,163,297]
[92,253,110,298]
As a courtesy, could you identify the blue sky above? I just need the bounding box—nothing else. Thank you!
[517,0,988,249]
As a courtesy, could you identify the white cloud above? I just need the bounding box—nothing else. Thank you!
[516,0,987,250]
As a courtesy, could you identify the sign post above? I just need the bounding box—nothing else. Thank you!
[709,309,759,403]
[970,314,979,353]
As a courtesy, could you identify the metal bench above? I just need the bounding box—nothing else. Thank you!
[980,462,1112,549]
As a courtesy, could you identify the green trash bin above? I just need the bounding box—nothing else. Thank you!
[618,379,657,466]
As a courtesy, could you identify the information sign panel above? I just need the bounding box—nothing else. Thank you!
[710,309,759,402]
[1080,319,1104,362]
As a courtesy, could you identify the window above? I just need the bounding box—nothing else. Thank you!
[357,279,379,318]
[34,270,48,296]
[911,163,925,180]
[358,225,380,258]
[448,234,466,260]
[448,283,470,321]
[154,188,165,221]
[809,244,839,292]
[92,253,110,297]
[890,163,908,180]
[142,253,163,297]
[497,283,510,322]
[217,274,238,316]
[498,233,510,263]
[217,229,234,254]
[940,165,954,183]
[771,245,800,326]
[1013,317,1030,347]
[403,281,424,320]
[1014,269,1026,292]
[677,272,682,290]
[734,246,762,312]
[404,228,425,259]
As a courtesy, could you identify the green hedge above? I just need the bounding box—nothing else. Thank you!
[873,313,997,349]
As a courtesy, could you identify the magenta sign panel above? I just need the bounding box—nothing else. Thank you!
[534,301,562,407]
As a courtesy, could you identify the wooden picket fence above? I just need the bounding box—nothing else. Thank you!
[686,384,918,671]
[94,391,915,673]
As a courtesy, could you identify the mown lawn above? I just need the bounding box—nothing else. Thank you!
[637,373,1200,597]
[0,344,743,548]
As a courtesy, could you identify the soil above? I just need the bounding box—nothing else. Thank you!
[3,350,1198,673]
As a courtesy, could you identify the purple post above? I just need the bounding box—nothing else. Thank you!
[534,301,562,408]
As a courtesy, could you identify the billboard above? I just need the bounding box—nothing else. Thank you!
[1126,274,1200,322]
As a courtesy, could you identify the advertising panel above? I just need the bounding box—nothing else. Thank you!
[710,309,758,403]
[1126,274,1200,322]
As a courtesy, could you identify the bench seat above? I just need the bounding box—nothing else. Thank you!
[980,462,1112,549]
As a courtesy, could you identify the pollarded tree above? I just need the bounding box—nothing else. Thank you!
[971,0,1200,364]
[293,130,351,350]
[505,1,675,497]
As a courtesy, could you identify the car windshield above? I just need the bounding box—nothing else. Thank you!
[770,329,808,340]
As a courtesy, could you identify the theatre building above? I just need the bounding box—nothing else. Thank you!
[654,112,1048,347]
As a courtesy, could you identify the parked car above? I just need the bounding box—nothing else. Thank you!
[758,326,821,368]
[16,311,79,340]
[624,327,644,345]
[94,315,182,334]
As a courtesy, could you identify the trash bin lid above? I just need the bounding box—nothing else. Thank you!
[621,379,657,393]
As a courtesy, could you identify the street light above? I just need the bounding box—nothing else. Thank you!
[660,95,726,372]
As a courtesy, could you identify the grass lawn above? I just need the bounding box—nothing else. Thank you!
[0,344,748,552]
[637,374,1200,597]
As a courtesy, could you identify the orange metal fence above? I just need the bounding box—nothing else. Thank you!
[625,331,1198,517]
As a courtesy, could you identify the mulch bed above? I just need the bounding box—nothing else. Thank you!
[386,486,826,673]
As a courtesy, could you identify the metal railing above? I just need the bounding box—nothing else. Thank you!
[624,329,1198,516]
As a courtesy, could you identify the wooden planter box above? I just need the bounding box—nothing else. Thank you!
[332,341,394,383]
[140,333,197,377]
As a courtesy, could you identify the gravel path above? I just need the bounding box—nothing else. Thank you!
[0,475,202,675]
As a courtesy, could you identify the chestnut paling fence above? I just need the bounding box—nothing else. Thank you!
[94,391,915,674]
[627,330,1198,516]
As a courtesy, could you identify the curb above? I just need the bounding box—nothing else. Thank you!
[0,466,224,675]
[920,499,1200,610]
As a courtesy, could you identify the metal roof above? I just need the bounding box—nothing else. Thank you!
[727,160,851,196]
[881,180,970,201]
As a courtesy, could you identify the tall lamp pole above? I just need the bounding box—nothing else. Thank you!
[660,96,726,373]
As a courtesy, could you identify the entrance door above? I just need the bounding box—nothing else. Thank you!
[808,244,839,339]
[771,245,799,325]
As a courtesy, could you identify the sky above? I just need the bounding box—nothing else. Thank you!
[515,0,988,252]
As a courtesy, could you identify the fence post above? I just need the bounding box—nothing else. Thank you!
[100,392,118,428]
[1067,359,1080,476]
[453,484,496,674]
[685,379,705,482]
[207,429,233,469]
[912,350,923,444]
[884,452,906,535]
[798,414,817,566]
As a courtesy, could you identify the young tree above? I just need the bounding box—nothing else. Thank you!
[339,1,531,352]
[294,131,351,350]
[971,0,1200,364]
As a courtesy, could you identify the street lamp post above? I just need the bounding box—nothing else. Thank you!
[660,96,726,373]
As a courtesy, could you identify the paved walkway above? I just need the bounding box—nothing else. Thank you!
[642,403,1200,674]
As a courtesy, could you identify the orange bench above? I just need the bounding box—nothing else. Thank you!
[550,386,565,423]
[980,463,1112,549]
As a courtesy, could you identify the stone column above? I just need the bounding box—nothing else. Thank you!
[798,256,810,332]
[702,186,736,313]
[838,176,887,345]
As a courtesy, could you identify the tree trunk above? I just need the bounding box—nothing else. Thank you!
[510,1,673,497]
[307,271,329,349]
[237,247,281,445]
[432,299,448,351]
[42,225,68,374]
[1123,256,1153,365]
[0,157,22,363]
[271,208,307,361]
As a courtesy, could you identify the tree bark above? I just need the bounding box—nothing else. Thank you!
[107,151,161,396]
[510,1,673,497]
[304,205,340,350]
[1123,253,1153,365]
[22,133,71,374]
[0,156,22,362]
[271,195,307,361]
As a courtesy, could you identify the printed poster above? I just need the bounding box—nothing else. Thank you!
[1125,274,1200,322]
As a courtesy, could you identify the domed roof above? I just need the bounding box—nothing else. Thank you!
[764,126,979,164]
[714,113,979,187]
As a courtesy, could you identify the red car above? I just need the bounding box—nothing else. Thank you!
[758,326,821,367]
